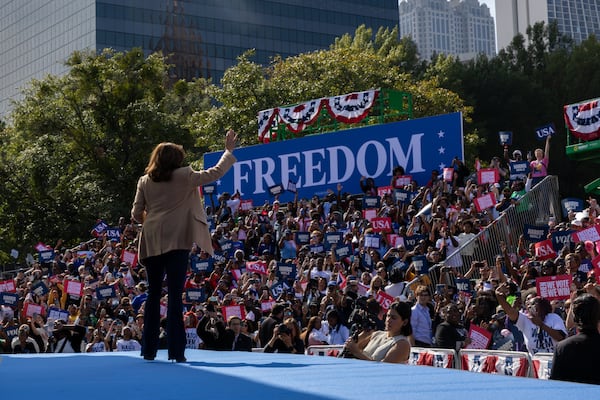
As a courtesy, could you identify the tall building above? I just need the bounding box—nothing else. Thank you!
[398,0,495,61]
[0,0,399,117]
[496,0,600,51]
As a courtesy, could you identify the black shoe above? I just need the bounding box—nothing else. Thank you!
[169,356,186,363]
[143,354,156,361]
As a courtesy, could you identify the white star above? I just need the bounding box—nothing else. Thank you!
[439,163,446,170]
[216,179,222,186]
[437,130,445,138]
[438,146,445,154]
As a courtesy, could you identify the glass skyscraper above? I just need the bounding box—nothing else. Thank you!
[496,0,600,51]
[398,0,495,61]
[0,0,399,117]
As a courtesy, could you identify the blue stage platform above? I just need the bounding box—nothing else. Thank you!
[2,350,598,399]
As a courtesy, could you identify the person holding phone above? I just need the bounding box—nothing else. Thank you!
[132,130,237,362]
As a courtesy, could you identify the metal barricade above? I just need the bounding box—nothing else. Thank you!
[428,175,561,289]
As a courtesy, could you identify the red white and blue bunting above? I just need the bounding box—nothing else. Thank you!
[324,89,379,123]
[257,89,380,143]
[564,97,600,141]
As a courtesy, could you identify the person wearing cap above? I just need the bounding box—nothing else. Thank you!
[131,130,237,362]
[488,310,515,351]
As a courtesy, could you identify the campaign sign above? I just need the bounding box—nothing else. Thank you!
[212,251,227,264]
[38,249,54,263]
[535,122,556,141]
[363,196,381,209]
[47,307,69,322]
[92,220,108,237]
[268,184,284,197]
[572,225,600,243]
[477,168,499,185]
[371,217,392,233]
[474,192,496,213]
[276,262,297,281]
[106,227,121,240]
[240,199,254,211]
[246,260,268,275]
[393,175,413,188]
[364,234,381,249]
[221,240,234,256]
[442,167,454,182]
[287,180,297,193]
[31,281,49,297]
[222,305,246,322]
[0,279,16,293]
[387,234,404,248]
[509,161,529,182]
[412,255,429,274]
[404,234,424,251]
[455,278,471,293]
[551,230,575,252]
[192,257,214,274]
[334,245,352,259]
[466,325,492,349]
[498,131,513,146]
[310,244,325,254]
[378,186,393,198]
[185,288,206,303]
[375,290,395,312]
[270,281,289,299]
[204,112,464,204]
[23,302,43,318]
[536,275,571,300]
[534,239,557,261]
[121,250,137,267]
[363,208,377,221]
[394,189,416,204]
[324,232,343,250]
[296,232,310,244]
[202,183,217,195]
[523,224,549,242]
[96,285,116,300]
[0,292,18,306]
[64,280,83,297]
[261,300,276,312]
[561,197,584,217]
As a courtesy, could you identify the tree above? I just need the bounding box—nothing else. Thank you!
[0,48,206,258]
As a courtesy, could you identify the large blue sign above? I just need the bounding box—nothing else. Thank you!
[204,112,464,205]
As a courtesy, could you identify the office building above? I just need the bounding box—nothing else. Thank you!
[496,0,600,51]
[398,0,496,61]
[0,0,399,117]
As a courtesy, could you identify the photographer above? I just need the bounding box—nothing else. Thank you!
[47,319,86,353]
[263,319,304,354]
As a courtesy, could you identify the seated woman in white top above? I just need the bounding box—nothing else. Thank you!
[343,301,412,363]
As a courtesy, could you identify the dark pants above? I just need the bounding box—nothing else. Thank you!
[141,250,188,359]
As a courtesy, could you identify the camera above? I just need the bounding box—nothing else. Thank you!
[276,323,290,335]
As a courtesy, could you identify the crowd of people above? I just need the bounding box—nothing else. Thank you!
[1,134,599,384]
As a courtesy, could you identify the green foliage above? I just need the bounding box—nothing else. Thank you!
[0,48,206,258]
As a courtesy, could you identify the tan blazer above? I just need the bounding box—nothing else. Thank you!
[131,151,236,261]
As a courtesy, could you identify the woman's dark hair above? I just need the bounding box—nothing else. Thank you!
[389,301,412,337]
[572,294,600,330]
[145,142,185,182]
[303,316,321,346]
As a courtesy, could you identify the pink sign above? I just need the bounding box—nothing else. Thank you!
[222,305,246,322]
[374,290,395,312]
[0,279,16,293]
[477,168,499,185]
[443,168,454,182]
[23,303,43,318]
[394,175,412,188]
[64,280,83,297]
[240,199,253,211]
[536,275,572,300]
[371,217,392,233]
[474,192,496,212]
[261,300,276,312]
[246,261,268,275]
[534,239,557,261]
[466,324,492,349]
[572,225,600,243]
[378,186,393,198]
[363,208,377,221]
